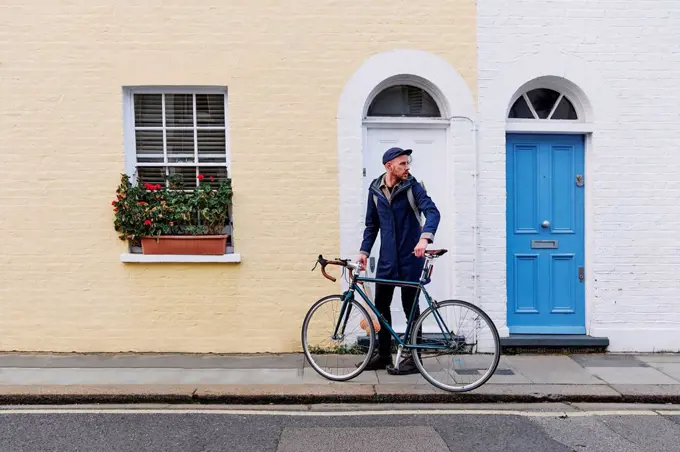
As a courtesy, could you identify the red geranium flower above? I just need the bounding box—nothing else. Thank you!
[144,220,152,226]
[198,174,205,181]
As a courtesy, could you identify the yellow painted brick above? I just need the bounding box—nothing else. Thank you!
[0,0,477,353]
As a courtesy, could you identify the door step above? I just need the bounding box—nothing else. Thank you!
[500,334,609,355]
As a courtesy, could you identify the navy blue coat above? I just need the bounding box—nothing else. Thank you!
[360,174,441,283]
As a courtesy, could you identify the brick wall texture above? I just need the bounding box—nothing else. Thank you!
[478,0,680,351]
[0,0,476,352]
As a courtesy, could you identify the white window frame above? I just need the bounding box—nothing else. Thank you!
[122,85,231,186]
[120,85,240,263]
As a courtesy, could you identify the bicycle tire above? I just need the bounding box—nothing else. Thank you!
[301,294,376,381]
[410,299,500,392]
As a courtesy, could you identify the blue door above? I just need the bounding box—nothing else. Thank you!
[506,133,585,334]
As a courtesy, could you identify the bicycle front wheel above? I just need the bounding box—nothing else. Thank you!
[410,299,500,392]
[301,294,376,381]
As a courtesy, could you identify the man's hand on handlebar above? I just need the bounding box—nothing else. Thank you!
[357,253,367,271]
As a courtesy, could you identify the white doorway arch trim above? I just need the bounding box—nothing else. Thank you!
[337,48,476,293]
[483,49,620,131]
[481,49,620,339]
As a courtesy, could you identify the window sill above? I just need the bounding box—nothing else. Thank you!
[120,253,241,263]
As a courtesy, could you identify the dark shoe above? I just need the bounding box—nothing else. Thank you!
[386,355,420,375]
[358,352,393,370]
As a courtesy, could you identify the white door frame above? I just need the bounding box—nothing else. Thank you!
[337,48,477,312]
[480,49,620,338]
[363,121,454,333]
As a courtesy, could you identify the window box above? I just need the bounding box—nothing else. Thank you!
[140,234,229,255]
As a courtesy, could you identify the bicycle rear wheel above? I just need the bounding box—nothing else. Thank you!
[410,299,500,392]
[301,294,375,381]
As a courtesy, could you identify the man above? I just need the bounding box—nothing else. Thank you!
[358,146,440,375]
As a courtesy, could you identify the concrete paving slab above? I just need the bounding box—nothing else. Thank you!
[636,354,680,364]
[504,356,604,384]
[487,370,533,384]
[585,367,680,385]
[0,353,304,369]
[301,355,368,370]
[570,354,649,368]
[0,368,303,386]
[649,363,680,381]
[276,426,450,452]
[376,372,431,385]
[0,385,196,397]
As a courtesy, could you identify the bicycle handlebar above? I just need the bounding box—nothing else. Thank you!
[312,254,361,282]
[312,249,447,283]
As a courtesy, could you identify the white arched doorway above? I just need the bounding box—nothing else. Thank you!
[337,49,476,333]
[479,50,620,341]
[505,80,591,335]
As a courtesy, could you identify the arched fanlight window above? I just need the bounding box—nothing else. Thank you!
[367,85,441,117]
[509,88,578,120]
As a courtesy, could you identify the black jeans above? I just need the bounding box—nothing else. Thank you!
[375,283,423,359]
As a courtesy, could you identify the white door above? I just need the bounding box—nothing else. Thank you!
[363,127,451,334]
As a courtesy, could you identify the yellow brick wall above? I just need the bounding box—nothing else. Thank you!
[0,0,476,353]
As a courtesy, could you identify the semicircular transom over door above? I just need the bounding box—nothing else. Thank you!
[363,126,451,334]
[506,133,586,334]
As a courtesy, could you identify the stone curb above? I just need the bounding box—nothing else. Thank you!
[2,384,680,405]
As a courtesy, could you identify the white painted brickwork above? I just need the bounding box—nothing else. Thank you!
[478,0,680,351]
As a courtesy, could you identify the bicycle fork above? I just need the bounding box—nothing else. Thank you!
[332,290,354,340]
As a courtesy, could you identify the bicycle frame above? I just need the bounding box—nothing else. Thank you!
[332,268,454,351]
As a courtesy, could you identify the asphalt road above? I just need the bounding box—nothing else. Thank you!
[1,404,679,451]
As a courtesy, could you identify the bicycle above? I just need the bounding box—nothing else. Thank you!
[302,249,500,392]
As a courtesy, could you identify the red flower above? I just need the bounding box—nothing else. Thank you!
[139,201,148,206]
[113,208,118,213]
[155,184,162,190]
[112,200,117,206]
[209,176,214,181]
[198,174,205,181]
[144,220,152,226]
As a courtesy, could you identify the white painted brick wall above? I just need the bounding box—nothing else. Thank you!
[478,0,680,351]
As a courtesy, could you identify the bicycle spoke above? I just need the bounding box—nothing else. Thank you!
[302,295,375,381]
[410,300,500,392]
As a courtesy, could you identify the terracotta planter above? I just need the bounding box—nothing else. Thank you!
[141,235,228,255]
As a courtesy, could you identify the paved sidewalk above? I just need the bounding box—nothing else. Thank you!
[1,352,680,404]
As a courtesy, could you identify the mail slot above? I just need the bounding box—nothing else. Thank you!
[531,240,558,249]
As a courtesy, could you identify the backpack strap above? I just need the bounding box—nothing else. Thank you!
[373,184,425,227]
[406,186,424,227]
